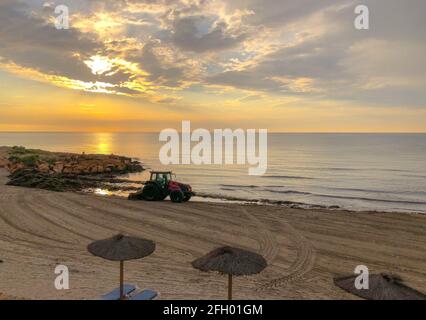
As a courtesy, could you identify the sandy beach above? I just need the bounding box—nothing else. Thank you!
[0,168,425,300]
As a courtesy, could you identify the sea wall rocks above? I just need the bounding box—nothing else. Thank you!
[5,147,143,176]
[0,158,9,168]
[0,146,9,168]
[5,168,141,193]
[28,155,142,175]
[2,146,144,192]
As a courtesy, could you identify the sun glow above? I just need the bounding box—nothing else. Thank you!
[94,132,113,154]
[74,12,125,39]
[84,55,114,75]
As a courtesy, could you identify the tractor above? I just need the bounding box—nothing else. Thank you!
[128,171,194,203]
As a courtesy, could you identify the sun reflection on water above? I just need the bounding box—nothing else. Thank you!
[95,188,112,196]
[94,132,113,154]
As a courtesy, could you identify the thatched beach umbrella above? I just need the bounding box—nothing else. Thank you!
[192,246,267,300]
[87,234,155,300]
[334,273,426,300]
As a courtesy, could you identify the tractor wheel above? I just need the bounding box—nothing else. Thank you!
[170,190,184,203]
[183,193,192,202]
[142,184,161,201]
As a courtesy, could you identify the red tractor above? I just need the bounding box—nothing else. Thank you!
[128,171,194,203]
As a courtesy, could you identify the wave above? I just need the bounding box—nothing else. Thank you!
[195,192,336,210]
[261,187,426,205]
[210,188,426,207]
[264,189,311,195]
[219,187,311,195]
[220,184,259,189]
[325,186,426,196]
[311,193,426,205]
[400,174,426,179]
[261,175,314,180]
[326,187,391,194]
[279,166,417,173]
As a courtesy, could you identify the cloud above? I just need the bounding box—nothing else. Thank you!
[206,0,426,106]
[0,0,101,81]
[225,0,349,26]
[1,0,425,109]
[170,15,248,52]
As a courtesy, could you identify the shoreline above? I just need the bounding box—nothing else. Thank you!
[92,190,426,216]
[0,168,425,299]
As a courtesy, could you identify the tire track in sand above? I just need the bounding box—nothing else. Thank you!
[241,208,279,262]
[18,192,94,242]
[241,208,316,289]
[0,191,72,246]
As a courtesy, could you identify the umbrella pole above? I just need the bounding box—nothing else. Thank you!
[120,261,124,300]
[228,274,232,300]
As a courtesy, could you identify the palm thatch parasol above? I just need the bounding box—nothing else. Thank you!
[192,246,267,300]
[87,234,155,300]
[334,273,426,300]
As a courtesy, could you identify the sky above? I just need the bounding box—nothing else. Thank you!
[0,0,425,132]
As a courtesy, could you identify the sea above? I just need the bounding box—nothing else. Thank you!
[0,132,425,213]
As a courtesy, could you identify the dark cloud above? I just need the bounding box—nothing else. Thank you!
[0,0,100,81]
[207,0,426,106]
[171,16,247,52]
[138,42,186,86]
[225,0,351,26]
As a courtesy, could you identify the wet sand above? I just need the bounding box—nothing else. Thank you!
[0,168,425,299]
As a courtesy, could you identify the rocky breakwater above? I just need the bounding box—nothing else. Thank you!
[3,146,144,192]
[0,146,10,168]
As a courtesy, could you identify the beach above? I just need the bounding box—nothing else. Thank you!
[1,0,425,304]
[0,168,425,300]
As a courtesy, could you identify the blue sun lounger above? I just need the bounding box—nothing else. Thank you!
[130,289,158,300]
[101,284,136,300]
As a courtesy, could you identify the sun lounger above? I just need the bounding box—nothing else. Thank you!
[101,284,136,300]
[130,289,158,300]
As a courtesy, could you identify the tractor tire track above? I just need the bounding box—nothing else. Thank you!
[18,193,94,242]
[260,215,316,289]
[0,192,71,246]
[241,208,279,262]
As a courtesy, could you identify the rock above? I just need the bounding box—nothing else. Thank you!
[0,158,8,168]
[6,151,144,176]
[116,163,126,171]
[37,163,50,173]
[8,162,25,173]
[62,167,72,174]
[52,162,64,173]
[4,147,145,193]
[129,161,144,172]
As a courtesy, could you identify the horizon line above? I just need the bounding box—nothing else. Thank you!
[0,131,425,134]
